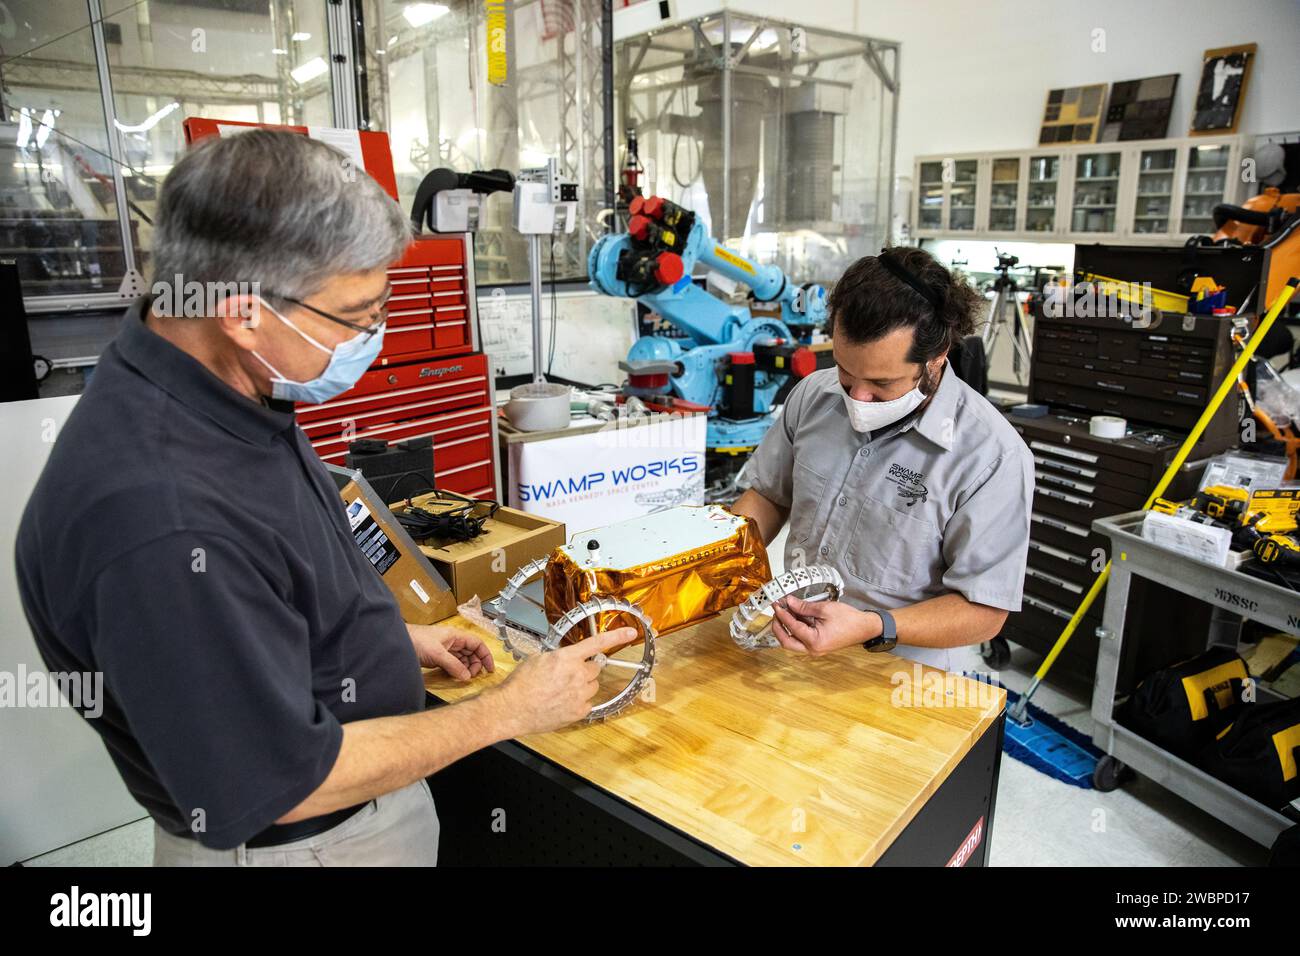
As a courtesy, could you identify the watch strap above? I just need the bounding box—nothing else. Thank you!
[863,608,897,652]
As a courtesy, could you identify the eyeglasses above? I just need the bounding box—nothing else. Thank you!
[268,293,390,341]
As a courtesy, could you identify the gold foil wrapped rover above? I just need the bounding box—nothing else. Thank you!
[543,505,772,643]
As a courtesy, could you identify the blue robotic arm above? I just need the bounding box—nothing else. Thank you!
[588,195,827,450]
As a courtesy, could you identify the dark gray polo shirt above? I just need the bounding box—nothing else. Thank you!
[744,363,1035,671]
[15,298,425,850]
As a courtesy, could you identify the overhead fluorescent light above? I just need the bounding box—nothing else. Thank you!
[403,3,449,28]
[16,108,33,148]
[34,109,58,148]
[290,57,328,84]
[114,102,179,134]
[272,47,288,55]
[291,31,312,42]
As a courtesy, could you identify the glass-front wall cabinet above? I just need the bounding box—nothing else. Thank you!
[918,161,944,230]
[1071,151,1123,233]
[911,136,1245,242]
[1181,143,1232,235]
[1133,148,1177,235]
[988,157,1020,232]
[948,159,978,230]
[1025,155,1059,234]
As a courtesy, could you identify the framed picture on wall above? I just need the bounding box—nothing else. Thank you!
[1039,83,1108,145]
[1100,73,1178,141]
[1190,43,1256,135]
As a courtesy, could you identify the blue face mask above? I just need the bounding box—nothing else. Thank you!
[252,297,384,404]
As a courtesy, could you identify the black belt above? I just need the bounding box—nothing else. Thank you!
[244,801,369,849]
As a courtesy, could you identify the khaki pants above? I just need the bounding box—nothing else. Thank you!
[152,780,440,866]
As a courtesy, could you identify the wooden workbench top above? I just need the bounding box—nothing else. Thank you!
[425,613,1005,866]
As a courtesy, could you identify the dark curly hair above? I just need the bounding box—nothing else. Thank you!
[827,247,982,364]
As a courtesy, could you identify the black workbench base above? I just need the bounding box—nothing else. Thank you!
[425,700,1004,867]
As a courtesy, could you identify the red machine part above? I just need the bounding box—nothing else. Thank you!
[627,371,670,391]
[628,214,653,241]
[790,347,816,379]
[728,351,755,365]
[654,252,684,285]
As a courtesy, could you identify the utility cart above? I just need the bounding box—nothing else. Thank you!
[1090,510,1298,847]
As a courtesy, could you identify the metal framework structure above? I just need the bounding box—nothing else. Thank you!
[615,10,899,247]
[9,0,337,313]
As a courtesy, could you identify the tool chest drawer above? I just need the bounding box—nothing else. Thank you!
[1033,381,1201,430]
[377,236,474,363]
[1026,541,1099,588]
[1001,409,1212,684]
[1030,447,1151,496]
[1033,464,1142,509]
[297,353,489,427]
[298,351,497,500]
[1034,361,1208,407]
[1026,308,1236,452]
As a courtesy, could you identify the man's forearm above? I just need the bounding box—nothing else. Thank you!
[891,593,1008,649]
[277,690,516,823]
[731,488,789,545]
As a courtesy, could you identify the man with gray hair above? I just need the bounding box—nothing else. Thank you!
[16,129,627,865]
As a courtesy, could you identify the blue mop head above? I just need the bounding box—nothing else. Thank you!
[965,673,1103,788]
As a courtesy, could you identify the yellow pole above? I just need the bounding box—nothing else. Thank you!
[1009,276,1299,723]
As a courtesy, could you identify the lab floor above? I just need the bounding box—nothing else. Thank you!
[23,529,1268,867]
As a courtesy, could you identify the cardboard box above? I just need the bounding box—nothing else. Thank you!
[330,471,460,625]
[396,493,565,605]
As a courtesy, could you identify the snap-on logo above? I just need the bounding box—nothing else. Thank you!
[885,462,928,506]
[420,365,463,378]
[1213,588,1257,613]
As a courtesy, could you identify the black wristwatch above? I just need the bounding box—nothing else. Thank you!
[862,609,897,653]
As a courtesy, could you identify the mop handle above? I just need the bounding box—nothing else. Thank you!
[1026,276,1299,688]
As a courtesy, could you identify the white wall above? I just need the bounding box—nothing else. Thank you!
[0,397,144,864]
[669,0,1300,175]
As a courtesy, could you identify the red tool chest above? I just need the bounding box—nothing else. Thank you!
[182,117,499,501]
[379,236,476,362]
[297,348,497,499]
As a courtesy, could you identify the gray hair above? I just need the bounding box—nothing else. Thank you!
[150,128,411,307]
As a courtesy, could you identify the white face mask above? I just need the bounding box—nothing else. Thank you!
[841,363,938,433]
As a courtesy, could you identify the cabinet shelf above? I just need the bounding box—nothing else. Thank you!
[913,134,1248,243]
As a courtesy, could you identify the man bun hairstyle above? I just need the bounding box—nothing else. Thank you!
[827,246,982,364]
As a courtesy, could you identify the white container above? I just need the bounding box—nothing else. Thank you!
[506,382,572,432]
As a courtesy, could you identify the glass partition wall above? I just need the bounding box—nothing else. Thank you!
[2,1,337,307]
[5,0,610,302]
[360,0,609,284]
[614,11,899,287]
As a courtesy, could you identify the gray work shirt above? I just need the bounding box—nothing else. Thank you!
[744,364,1035,672]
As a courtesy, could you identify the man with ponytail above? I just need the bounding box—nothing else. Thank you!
[733,247,1034,672]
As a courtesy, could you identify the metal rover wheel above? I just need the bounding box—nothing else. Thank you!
[488,559,657,721]
[729,565,845,650]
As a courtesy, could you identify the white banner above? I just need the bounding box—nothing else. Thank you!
[508,414,707,536]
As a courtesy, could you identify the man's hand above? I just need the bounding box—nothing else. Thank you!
[489,628,636,735]
[770,596,880,657]
[407,623,495,681]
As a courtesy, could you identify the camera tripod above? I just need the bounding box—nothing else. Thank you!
[980,251,1033,389]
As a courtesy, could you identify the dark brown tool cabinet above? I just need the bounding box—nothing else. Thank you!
[997,304,1241,689]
